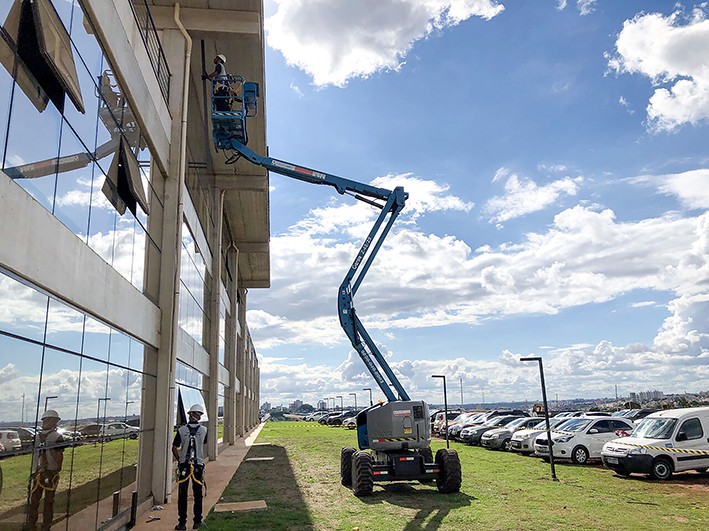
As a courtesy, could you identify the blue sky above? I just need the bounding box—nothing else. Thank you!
[249,0,709,409]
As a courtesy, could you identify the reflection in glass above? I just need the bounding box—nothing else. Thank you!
[45,296,85,354]
[0,270,49,342]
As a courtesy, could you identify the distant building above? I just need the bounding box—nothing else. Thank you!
[261,402,272,411]
[290,399,303,411]
[317,400,328,410]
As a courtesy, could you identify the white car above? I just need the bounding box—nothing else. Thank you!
[510,417,573,455]
[0,430,21,453]
[602,407,709,480]
[534,416,635,464]
[480,417,544,451]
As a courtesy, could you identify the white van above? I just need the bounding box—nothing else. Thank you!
[601,407,709,480]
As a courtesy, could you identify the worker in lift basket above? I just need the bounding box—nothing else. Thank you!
[27,409,64,530]
[203,54,231,111]
[173,404,208,530]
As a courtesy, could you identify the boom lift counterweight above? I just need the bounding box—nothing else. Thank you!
[209,76,461,496]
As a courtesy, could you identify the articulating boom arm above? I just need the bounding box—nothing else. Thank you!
[225,138,410,402]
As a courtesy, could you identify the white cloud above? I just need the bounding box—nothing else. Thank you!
[630,169,709,210]
[483,169,582,224]
[607,8,709,132]
[577,0,596,16]
[265,0,505,87]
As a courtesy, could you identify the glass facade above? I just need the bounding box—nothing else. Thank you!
[0,2,156,528]
[178,221,208,346]
[0,268,153,530]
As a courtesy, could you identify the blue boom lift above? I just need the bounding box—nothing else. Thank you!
[209,75,461,496]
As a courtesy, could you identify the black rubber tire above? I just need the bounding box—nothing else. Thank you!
[502,439,512,452]
[340,446,355,487]
[571,445,589,465]
[650,458,673,480]
[352,451,374,497]
[418,447,434,463]
[435,448,462,493]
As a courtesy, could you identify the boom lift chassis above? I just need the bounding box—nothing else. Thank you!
[210,76,461,496]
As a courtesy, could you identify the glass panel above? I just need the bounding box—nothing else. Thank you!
[218,384,225,443]
[82,315,110,362]
[45,295,84,354]
[67,357,107,530]
[0,270,49,342]
[0,334,43,529]
[2,83,62,211]
[127,337,144,373]
[36,347,81,531]
[108,328,130,369]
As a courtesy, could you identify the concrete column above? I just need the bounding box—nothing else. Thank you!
[205,187,223,460]
[224,247,239,444]
[146,28,189,505]
[235,288,247,436]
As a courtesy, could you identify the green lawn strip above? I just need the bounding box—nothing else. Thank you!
[206,422,709,530]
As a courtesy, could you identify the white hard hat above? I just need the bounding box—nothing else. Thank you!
[216,54,226,64]
[188,404,204,415]
[42,409,60,420]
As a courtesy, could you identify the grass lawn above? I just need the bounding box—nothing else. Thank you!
[205,422,709,531]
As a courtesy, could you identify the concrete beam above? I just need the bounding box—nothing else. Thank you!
[150,7,260,35]
[236,242,269,253]
[214,174,269,191]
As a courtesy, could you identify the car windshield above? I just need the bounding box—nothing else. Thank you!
[505,418,527,428]
[482,417,504,427]
[632,417,677,439]
[557,418,591,432]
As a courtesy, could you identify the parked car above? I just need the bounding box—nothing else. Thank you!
[447,412,486,440]
[305,411,329,422]
[432,409,464,435]
[601,407,709,480]
[534,416,635,464]
[480,417,544,451]
[510,417,573,455]
[80,422,139,441]
[343,415,357,429]
[461,415,524,445]
[622,408,659,423]
[3,427,35,451]
[326,412,351,426]
[0,430,22,453]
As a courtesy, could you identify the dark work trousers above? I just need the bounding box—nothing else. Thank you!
[177,462,204,525]
[28,471,59,530]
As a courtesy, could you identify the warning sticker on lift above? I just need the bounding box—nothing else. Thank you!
[392,409,410,417]
[403,427,412,434]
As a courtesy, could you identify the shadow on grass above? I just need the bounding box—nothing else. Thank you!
[0,465,135,531]
[359,482,475,531]
[204,443,313,531]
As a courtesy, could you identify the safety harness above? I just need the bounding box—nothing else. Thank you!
[176,425,206,491]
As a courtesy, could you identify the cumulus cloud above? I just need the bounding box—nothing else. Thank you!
[483,168,582,224]
[607,8,709,132]
[630,169,709,211]
[265,0,505,87]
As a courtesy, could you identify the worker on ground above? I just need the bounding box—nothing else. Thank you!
[172,404,208,530]
[27,409,64,531]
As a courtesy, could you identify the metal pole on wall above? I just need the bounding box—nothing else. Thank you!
[521,357,557,481]
[432,375,449,449]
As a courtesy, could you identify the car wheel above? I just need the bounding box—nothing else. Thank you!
[502,439,512,452]
[340,446,355,487]
[435,448,462,494]
[650,457,673,480]
[571,445,589,465]
[351,451,373,497]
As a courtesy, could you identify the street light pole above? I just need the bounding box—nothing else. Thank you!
[432,375,449,449]
[520,356,557,481]
[44,395,58,411]
[460,377,464,409]
[363,388,373,406]
[349,392,357,410]
[336,395,343,410]
[97,397,112,424]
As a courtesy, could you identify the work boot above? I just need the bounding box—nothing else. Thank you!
[192,522,202,529]
[174,524,187,530]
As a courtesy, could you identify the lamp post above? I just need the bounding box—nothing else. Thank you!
[520,356,557,481]
[97,397,112,424]
[363,388,373,406]
[125,400,135,418]
[349,392,357,410]
[44,395,58,411]
[324,397,331,411]
[460,377,464,409]
[336,395,343,410]
[432,375,449,449]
